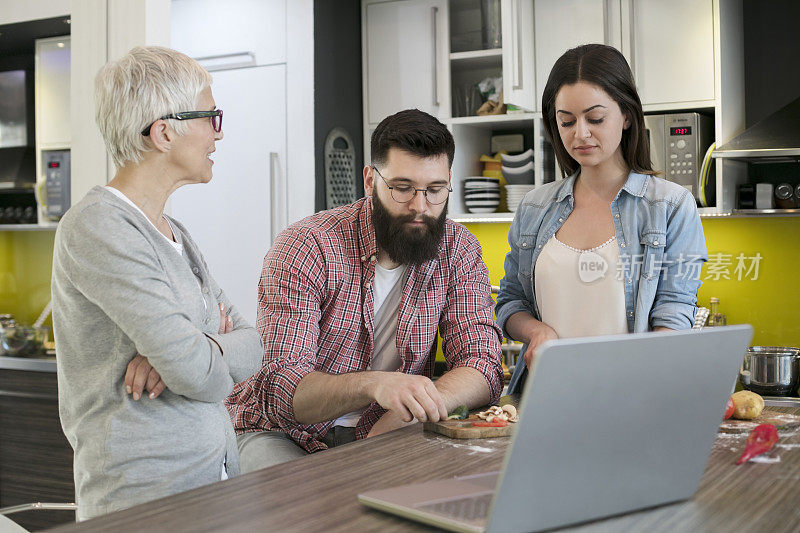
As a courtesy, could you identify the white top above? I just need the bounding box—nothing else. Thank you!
[534,235,628,339]
[334,263,407,428]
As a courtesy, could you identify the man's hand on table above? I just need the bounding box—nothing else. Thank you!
[124,302,234,400]
[369,372,448,423]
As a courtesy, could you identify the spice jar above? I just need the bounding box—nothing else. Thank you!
[775,183,795,209]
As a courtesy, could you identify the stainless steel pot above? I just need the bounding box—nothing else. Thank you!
[741,346,800,396]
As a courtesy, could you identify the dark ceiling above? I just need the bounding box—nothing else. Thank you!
[0,16,71,56]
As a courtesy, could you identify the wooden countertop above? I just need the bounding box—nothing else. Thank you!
[51,405,800,533]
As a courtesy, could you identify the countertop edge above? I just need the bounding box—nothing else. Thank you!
[0,355,57,372]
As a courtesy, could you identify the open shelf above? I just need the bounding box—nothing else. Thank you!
[0,223,57,231]
[449,212,515,224]
[446,112,537,129]
[449,48,502,70]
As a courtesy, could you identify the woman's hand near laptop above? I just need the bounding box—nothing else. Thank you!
[506,311,559,368]
[124,302,234,400]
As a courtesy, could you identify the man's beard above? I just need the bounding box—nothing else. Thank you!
[371,191,447,265]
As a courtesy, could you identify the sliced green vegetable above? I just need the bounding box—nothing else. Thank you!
[447,404,469,420]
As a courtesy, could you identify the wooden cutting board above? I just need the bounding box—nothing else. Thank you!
[719,410,800,434]
[423,415,516,439]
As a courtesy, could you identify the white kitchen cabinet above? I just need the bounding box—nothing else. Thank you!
[530,0,714,110]
[501,0,535,111]
[361,0,743,218]
[170,0,286,67]
[363,0,450,125]
[532,0,613,111]
[35,36,71,149]
[626,0,715,107]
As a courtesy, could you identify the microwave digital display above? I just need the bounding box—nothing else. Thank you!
[670,126,692,136]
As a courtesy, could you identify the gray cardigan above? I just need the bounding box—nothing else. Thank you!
[52,186,263,520]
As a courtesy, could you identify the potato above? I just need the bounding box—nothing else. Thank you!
[730,391,765,420]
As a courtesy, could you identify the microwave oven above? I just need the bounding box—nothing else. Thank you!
[644,113,713,202]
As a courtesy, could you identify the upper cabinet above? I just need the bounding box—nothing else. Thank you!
[532,0,610,112]
[170,0,286,67]
[362,0,744,217]
[627,0,715,107]
[531,0,715,110]
[364,0,450,125]
[501,0,535,111]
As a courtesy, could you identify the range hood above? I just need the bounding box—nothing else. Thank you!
[713,97,800,161]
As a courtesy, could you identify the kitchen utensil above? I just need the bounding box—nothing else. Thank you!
[324,127,357,209]
[424,415,514,439]
[718,409,800,433]
[33,300,52,329]
[741,346,800,396]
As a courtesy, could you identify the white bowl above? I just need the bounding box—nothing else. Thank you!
[465,201,500,208]
[463,177,501,186]
[500,149,534,167]
[502,161,535,185]
[466,205,499,214]
[464,191,500,200]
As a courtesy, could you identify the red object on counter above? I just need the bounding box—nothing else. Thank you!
[724,398,735,420]
[472,420,508,427]
[735,424,779,465]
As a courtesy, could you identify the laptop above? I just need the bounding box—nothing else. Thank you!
[358,325,753,533]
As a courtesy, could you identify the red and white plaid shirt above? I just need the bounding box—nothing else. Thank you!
[226,197,503,452]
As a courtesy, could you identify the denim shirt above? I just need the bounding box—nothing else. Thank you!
[497,171,707,391]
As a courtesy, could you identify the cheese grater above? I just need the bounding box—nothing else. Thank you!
[324,127,358,209]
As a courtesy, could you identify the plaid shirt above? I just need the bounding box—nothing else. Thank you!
[226,197,503,452]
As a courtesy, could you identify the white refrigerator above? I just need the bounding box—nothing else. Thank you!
[169,64,287,326]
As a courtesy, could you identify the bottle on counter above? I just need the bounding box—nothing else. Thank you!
[707,297,727,327]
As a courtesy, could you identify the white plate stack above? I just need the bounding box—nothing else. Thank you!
[463,177,501,213]
[505,184,536,212]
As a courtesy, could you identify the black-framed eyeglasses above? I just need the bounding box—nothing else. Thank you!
[371,165,452,205]
[141,109,223,136]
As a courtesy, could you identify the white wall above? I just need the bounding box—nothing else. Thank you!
[0,0,70,25]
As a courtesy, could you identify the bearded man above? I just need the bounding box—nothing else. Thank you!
[227,109,503,471]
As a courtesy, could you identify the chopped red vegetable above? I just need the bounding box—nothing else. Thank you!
[724,397,735,420]
[472,420,508,427]
[735,424,779,465]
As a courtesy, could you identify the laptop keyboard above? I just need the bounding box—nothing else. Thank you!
[416,493,493,522]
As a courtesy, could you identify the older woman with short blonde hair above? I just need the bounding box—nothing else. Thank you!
[52,46,263,520]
